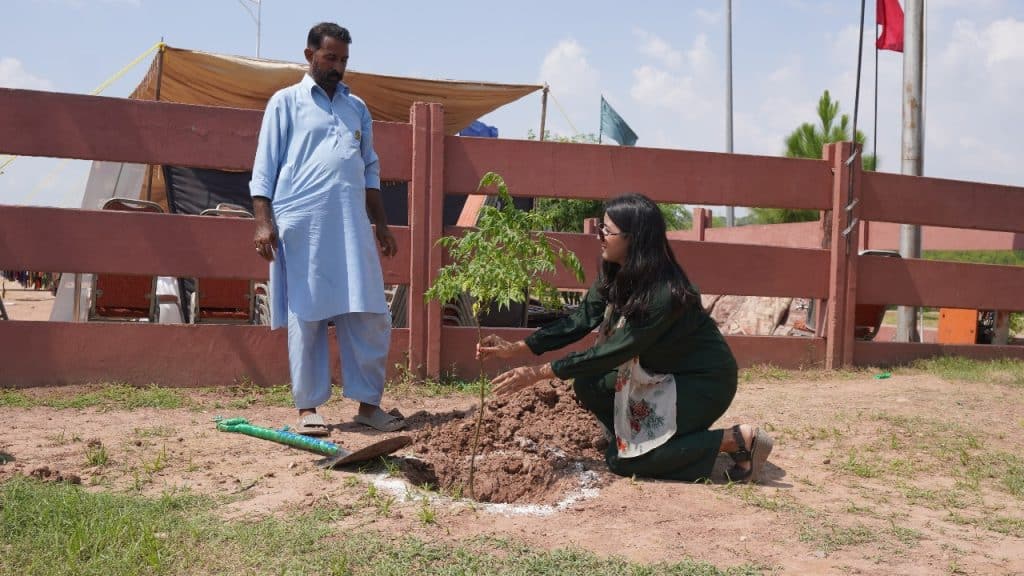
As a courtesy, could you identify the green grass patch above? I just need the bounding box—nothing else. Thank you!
[946,511,1024,537]
[922,250,1024,266]
[0,389,33,408]
[839,452,883,479]
[0,477,760,575]
[740,364,790,383]
[960,450,1024,498]
[799,521,877,554]
[729,484,818,517]
[868,411,1024,500]
[881,308,939,329]
[388,363,492,398]
[84,443,109,468]
[0,384,188,411]
[910,357,1024,386]
[134,426,177,438]
[219,380,294,409]
[984,516,1024,537]
[899,484,975,510]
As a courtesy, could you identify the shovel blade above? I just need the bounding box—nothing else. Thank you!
[317,435,412,469]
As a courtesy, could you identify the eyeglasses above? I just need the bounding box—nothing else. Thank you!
[596,223,624,241]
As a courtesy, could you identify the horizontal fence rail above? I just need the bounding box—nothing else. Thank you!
[0,321,410,389]
[0,206,411,283]
[439,327,826,379]
[861,171,1024,233]
[858,255,1024,311]
[440,228,831,298]
[856,341,1024,366]
[445,136,834,210]
[0,88,413,180]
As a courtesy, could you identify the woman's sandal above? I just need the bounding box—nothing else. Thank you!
[726,424,774,484]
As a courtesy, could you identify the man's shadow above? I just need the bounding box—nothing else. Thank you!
[330,407,472,435]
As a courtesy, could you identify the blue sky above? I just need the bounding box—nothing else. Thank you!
[2,0,1022,212]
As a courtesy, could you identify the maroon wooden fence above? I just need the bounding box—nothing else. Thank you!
[1,87,1021,388]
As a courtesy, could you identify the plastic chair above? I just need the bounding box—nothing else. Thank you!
[88,198,163,322]
[854,250,903,340]
[190,205,259,324]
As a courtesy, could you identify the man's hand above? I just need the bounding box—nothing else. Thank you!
[477,334,527,361]
[253,222,278,262]
[491,364,554,397]
[376,225,398,257]
[252,197,277,262]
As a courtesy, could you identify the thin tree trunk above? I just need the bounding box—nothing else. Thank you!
[467,317,485,499]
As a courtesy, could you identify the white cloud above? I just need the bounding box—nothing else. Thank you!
[538,39,601,136]
[539,39,599,96]
[983,18,1024,65]
[634,28,683,69]
[33,0,140,6]
[686,34,712,73]
[924,17,1024,183]
[628,33,724,151]
[695,8,720,25]
[0,58,54,91]
[631,65,699,110]
[929,0,1003,8]
[767,58,802,85]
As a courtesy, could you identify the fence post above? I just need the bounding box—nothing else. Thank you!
[407,103,430,377]
[696,208,709,241]
[823,141,861,368]
[425,103,445,378]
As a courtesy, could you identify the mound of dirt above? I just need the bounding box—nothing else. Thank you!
[403,379,607,504]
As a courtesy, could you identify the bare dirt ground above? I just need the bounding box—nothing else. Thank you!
[3,368,1023,575]
[0,288,54,321]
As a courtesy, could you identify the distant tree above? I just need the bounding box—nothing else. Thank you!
[709,214,755,228]
[751,90,877,224]
[526,130,691,232]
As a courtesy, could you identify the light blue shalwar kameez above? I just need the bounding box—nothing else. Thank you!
[250,74,390,410]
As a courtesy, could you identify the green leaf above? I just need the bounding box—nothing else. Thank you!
[425,171,587,316]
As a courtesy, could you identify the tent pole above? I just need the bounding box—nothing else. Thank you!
[72,272,82,322]
[146,41,165,202]
[538,84,549,142]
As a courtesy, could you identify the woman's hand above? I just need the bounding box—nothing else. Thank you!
[491,364,554,396]
[476,335,527,361]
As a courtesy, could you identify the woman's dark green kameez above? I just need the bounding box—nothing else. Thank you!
[525,282,738,481]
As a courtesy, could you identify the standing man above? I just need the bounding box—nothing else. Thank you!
[250,22,404,435]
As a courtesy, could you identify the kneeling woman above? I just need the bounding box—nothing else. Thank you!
[478,193,773,483]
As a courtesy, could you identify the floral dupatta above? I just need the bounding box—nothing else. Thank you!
[596,308,677,459]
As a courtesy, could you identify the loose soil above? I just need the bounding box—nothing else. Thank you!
[403,379,606,504]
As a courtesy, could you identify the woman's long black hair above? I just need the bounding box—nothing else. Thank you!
[597,193,702,321]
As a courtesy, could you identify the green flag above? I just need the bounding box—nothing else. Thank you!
[599,96,638,146]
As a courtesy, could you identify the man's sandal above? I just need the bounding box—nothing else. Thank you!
[726,424,774,484]
[296,413,330,437]
[353,408,406,432]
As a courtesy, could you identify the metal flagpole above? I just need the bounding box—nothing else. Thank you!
[897,0,924,342]
[236,0,261,57]
[539,84,549,141]
[873,39,878,166]
[725,0,735,227]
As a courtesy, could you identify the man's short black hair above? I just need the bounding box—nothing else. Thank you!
[308,22,352,48]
